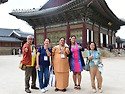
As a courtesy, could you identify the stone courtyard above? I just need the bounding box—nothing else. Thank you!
[0,55,125,94]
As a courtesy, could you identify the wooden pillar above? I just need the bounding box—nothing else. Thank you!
[111,31,113,45]
[9,42,11,47]
[98,25,101,48]
[33,28,36,47]
[44,25,47,39]
[82,21,87,48]
[114,32,116,49]
[18,43,21,47]
[66,21,70,45]
[0,42,1,46]
[118,43,120,49]
[92,23,94,42]
[107,29,109,47]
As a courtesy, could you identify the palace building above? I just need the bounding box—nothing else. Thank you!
[0,28,33,55]
[10,0,125,48]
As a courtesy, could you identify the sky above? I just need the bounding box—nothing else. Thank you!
[0,0,125,39]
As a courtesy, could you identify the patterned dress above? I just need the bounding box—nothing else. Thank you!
[70,43,83,72]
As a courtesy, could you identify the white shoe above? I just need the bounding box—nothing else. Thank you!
[99,89,103,93]
[92,89,97,93]
[44,87,48,91]
[41,89,46,93]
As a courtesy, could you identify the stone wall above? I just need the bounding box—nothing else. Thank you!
[0,47,20,55]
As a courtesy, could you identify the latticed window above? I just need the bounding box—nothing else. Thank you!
[70,29,82,44]
[47,31,66,47]
[14,43,18,47]
[36,34,44,46]
[86,24,92,29]
[94,32,98,46]
[94,26,98,31]
[5,42,9,47]
[100,28,107,34]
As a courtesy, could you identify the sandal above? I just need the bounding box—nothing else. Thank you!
[62,89,66,92]
[55,88,59,92]
[74,84,77,89]
[77,85,81,90]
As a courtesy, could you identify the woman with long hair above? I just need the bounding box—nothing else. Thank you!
[68,35,85,90]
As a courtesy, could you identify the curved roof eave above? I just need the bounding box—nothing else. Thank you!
[9,0,125,27]
[9,0,75,18]
[94,0,125,26]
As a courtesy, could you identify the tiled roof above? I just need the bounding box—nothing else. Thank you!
[13,29,34,38]
[0,28,13,37]
[0,28,34,38]
[40,0,72,10]
[121,39,125,42]
[0,36,22,42]
[9,0,125,31]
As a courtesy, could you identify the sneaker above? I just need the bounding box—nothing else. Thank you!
[99,89,103,93]
[41,89,46,93]
[92,89,97,93]
[44,87,48,91]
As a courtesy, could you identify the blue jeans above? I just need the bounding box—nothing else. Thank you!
[38,65,49,89]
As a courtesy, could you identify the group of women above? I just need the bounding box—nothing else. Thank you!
[36,35,103,93]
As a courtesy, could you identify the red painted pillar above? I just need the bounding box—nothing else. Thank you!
[111,31,113,45]
[33,28,36,47]
[67,21,70,45]
[9,42,11,47]
[98,25,101,48]
[82,21,87,48]
[114,32,116,49]
[12,43,14,47]
[18,43,21,47]
[92,23,94,42]
[44,25,47,39]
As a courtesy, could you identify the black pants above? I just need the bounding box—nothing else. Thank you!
[25,66,37,89]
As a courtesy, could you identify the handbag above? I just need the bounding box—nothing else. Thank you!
[84,51,91,71]
[84,58,90,71]
[19,62,26,71]
[49,66,55,87]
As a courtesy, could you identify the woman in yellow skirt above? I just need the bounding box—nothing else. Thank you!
[52,37,70,92]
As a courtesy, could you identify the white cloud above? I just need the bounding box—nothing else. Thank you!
[0,0,48,33]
